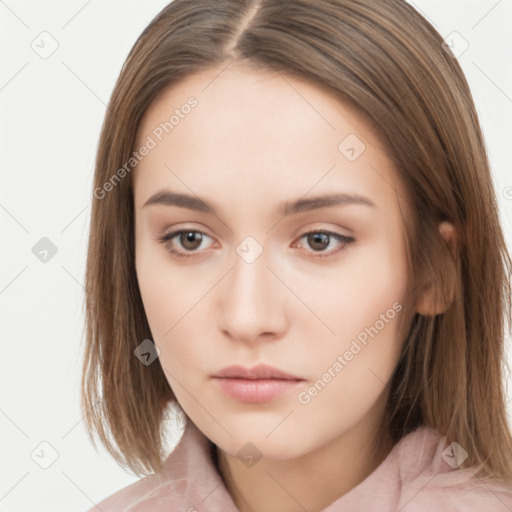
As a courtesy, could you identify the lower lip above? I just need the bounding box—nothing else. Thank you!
[212,377,304,403]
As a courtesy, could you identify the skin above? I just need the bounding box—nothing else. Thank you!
[133,62,455,512]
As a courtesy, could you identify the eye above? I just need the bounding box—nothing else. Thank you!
[157,229,214,260]
[293,230,355,258]
[156,228,355,261]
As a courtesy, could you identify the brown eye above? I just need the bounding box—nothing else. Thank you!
[307,232,330,251]
[157,229,214,260]
[296,230,355,258]
[179,231,203,251]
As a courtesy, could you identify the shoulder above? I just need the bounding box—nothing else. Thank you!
[85,470,181,512]
[397,479,512,511]
[395,426,512,511]
[85,419,225,512]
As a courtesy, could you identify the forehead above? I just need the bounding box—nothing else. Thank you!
[132,63,406,215]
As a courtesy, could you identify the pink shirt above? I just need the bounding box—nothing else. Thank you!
[88,420,512,511]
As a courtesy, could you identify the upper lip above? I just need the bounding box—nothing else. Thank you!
[212,364,304,380]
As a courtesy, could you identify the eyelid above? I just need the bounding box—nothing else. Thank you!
[156,225,355,260]
[156,227,216,257]
[293,230,354,258]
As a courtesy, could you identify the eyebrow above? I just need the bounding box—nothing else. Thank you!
[142,190,376,216]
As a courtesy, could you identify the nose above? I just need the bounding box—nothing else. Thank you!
[216,246,288,344]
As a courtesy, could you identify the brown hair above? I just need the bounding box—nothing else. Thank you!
[81,0,512,488]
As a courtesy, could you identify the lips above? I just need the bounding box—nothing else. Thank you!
[211,364,305,403]
[212,364,303,381]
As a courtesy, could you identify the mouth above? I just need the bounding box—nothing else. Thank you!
[211,364,306,403]
[212,363,303,380]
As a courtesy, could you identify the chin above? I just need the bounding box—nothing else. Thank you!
[207,417,314,461]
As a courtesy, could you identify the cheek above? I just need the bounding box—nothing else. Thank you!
[135,246,170,338]
[135,236,192,335]
[135,239,208,380]
[304,231,408,387]
[308,233,407,339]
[298,286,405,436]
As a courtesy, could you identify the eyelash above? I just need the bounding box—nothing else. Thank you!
[156,229,355,261]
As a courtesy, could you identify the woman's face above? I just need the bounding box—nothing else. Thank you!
[133,62,411,461]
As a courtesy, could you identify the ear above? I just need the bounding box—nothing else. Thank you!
[416,221,458,316]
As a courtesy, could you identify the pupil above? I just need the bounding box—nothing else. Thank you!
[309,233,329,251]
[179,232,331,252]
[182,231,201,249]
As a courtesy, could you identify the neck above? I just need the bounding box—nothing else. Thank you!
[216,421,392,512]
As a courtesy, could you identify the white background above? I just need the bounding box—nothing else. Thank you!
[1,0,511,510]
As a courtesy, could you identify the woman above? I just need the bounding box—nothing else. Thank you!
[82,1,512,510]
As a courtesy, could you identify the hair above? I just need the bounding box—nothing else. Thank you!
[81,0,512,490]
